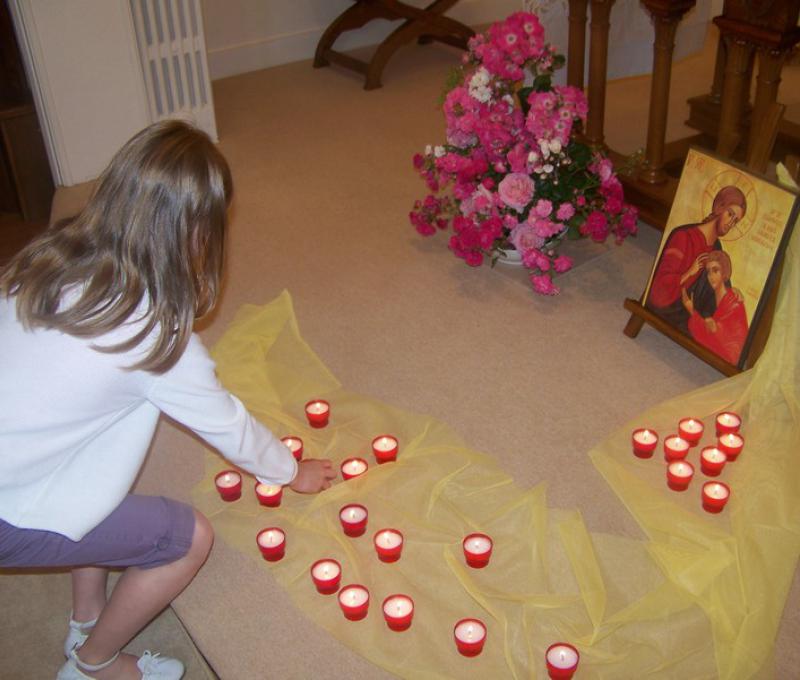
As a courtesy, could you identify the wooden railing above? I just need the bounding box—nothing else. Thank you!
[567,0,800,230]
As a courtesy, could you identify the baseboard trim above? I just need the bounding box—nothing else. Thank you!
[206,0,518,81]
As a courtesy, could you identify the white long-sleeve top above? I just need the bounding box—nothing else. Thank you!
[0,294,297,540]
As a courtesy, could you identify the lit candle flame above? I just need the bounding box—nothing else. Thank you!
[467,625,473,640]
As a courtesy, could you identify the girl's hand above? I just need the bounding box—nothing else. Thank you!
[289,459,337,493]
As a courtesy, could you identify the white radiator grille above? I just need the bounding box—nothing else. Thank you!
[129,0,217,139]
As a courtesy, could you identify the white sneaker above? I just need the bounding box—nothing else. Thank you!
[136,651,185,679]
[56,649,185,680]
[63,614,97,657]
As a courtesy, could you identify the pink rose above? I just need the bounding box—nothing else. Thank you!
[556,202,575,220]
[530,273,559,295]
[553,254,573,273]
[534,199,553,217]
[498,173,535,212]
[522,248,550,271]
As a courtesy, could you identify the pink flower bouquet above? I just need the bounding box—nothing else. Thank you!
[410,11,638,295]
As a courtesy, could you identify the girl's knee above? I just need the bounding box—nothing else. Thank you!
[189,510,214,559]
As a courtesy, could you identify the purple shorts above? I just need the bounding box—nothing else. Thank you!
[0,495,195,570]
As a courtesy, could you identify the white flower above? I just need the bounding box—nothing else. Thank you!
[425,144,433,156]
[543,163,554,174]
[468,68,493,103]
[548,139,562,154]
[527,151,539,163]
[539,140,551,158]
[434,145,446,158]
[470,85,492,103]
[470,67,490,87]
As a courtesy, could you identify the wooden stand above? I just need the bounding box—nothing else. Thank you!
[623,254,783,375]
[313,0,474,90]
[622,298,741,375]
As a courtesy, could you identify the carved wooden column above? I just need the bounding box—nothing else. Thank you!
[747,46,788,171]
[713,0,800,160]
[583,0,615,148]
[566,0,589,89]
[708,33,727,104]
[638,0,697,184]
[714,32,755,157]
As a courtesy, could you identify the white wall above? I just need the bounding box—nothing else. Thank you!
[11,0,151,186]
[201,0,521,81]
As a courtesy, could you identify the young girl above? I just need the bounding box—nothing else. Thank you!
[0,120,337,680]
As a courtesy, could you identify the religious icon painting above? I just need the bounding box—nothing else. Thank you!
[625,148,799,374]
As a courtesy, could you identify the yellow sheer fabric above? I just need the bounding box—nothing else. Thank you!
[192,174,798,677]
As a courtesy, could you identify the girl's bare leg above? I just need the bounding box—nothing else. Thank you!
[72,510,213,680]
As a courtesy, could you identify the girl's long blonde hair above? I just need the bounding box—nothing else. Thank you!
[0,119,232,373]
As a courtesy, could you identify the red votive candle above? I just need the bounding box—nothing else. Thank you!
[281,436,304,461]
[678,417,704,445]
[717,432,744,460]
[305,399,330,428]
[254,482,283,507]
[453,618,486,657]
[214,470,242,502]
[338,584,369,621]
[667,460,694,491]
[341,457,368,480]
[339,504,368,537]
[462,533,493,568]
[700,446,727,476]
[256,527,286,561]
[310,559,341,595]
[373,529,404,563]
[664,435,690,461]
[372,434,399,464]
[382,594,414,631]
[631,428,659,458]
[702,482,731,513]
[715,411,741,436]
[546,643,580,679]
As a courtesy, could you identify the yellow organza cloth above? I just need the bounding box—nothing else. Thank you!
[192,176,799,678]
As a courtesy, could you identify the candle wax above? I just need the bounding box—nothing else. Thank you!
[217,473,240,488]
[339,587,368,607]
[341,506,367,522]
[633,429,656,444]
[374,436,397,451]
[702,448,726,463]
[666,437,689,450]
[717,413,741,427]
[255,484,280,496]
[454,621,486,643]
[705,483,729,500]
[342,459,368,476]
[306,402,328,414]
[467,537,492,554]
[383,597,413,617]
[546,645,579,668]
[375,531,402,549]
[722,434,743,446]
[668,462,692,477]
[680,419,703,433]
[311,561,340,580]
[257,530,284,548]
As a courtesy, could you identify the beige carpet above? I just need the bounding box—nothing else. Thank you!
[2,22,798,679]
